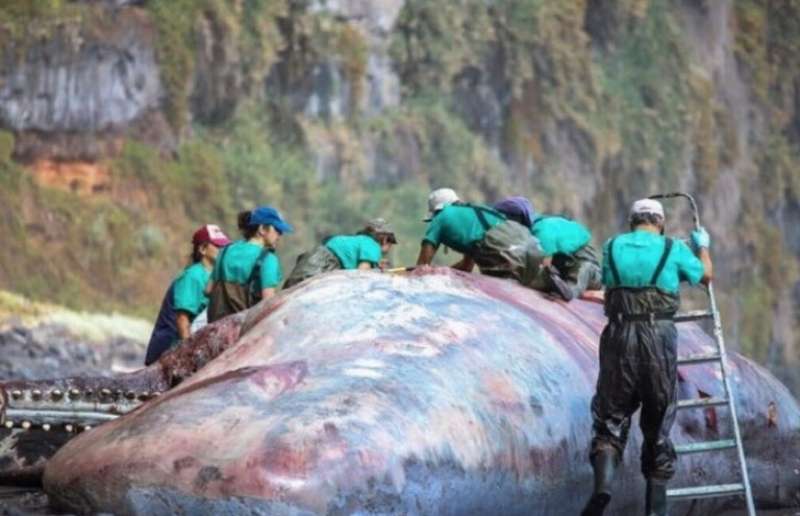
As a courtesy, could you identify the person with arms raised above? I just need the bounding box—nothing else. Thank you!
[581,198,713,516]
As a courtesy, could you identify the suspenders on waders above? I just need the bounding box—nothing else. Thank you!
[606,237,675,323]
[208,245,272,321]
[607,236,674,288]
[471,204,505,232]
[434,203,505,255]
[248,247,272,299]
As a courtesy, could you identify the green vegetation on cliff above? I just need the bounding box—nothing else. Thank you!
[1,0,799,391]
[147,0,286,127]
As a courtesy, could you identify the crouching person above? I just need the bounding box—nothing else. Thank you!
[416,188,542,284]
[494,196,602,301]
[284,218,397,289]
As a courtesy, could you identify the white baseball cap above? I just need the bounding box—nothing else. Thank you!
[425,188,461,221]
[629,198,665,219]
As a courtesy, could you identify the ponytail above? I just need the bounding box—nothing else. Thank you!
[237,210,252,231]
[190,243,203,264]
[238,210,258,239]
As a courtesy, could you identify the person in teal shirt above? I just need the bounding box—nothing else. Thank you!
[207,206,292,322]
[495,196,602,301]
[581,198,713,516]
[416,188,543,285]
[145,224,232,365]
[284,219,397,289]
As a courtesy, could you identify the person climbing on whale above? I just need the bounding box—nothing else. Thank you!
[144,224,231,365]
[283,218,398,289]
[416,188,557,292]
[580,198,713,516]
[493,196,602,301]
[206,206,292,322]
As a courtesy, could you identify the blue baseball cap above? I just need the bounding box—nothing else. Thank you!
[249,206,293,234]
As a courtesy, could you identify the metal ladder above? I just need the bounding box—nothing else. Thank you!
[649,193,756,515]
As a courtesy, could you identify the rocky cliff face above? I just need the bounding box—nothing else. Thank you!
[0,0,798,391]
[0,6,172,161]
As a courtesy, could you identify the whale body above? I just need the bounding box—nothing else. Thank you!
[41,268,800,515]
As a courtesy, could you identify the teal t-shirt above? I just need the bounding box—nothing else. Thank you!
[423,204,506,254]
[531,216,591,257]
[212,240,282,289]
[259,253,282,289]
[325,235,382,269]
[172,262,211,316]
[602,229,705,294]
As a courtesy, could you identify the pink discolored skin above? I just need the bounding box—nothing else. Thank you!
[42,268,800,515]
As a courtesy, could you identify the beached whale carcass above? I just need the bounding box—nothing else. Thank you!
[27,269,800,513]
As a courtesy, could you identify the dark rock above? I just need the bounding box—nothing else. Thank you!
[0,486,56,516]
[0,323,144,382]
[189,10,244,125]
[451,64,508,149]
[583,0,626,52]
[0,8,173,160]
[0,28,160,133]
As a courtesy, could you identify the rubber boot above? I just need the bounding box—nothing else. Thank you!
[546,265,574,302]
[580,450,617,516]
[645,479,668,516]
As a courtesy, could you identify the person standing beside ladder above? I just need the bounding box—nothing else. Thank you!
[581,198,713,516]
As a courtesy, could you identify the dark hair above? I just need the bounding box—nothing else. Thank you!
[630,212,664,230]
[190,243,204,264]
[358,229,394,245]
[238,210,259,239]
[505,212,530,228]
[365,232,385,244]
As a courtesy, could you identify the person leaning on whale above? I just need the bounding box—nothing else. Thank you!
[416,188,574,298]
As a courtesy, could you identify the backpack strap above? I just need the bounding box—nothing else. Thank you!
[473,207,491,231]
[468,204,505,231]
[215,245,231,283]
[248,247,272,291]
[607,237,622,287]
[649,238,674,286]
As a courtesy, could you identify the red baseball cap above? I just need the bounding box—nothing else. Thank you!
[192,224,232,247]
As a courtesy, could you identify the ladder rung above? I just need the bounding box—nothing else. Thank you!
[667,483,745,501]
[674,310,715,322]
[677,397,728,409]
[675,439,737,454]
[677,353,722,365]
